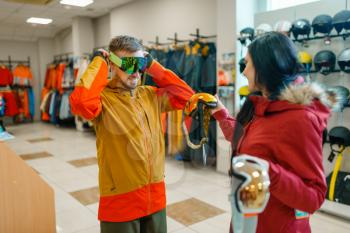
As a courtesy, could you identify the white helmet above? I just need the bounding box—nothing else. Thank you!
[274,20,292,34]
[256,23,273,36]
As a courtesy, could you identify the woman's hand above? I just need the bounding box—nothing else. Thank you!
[210,94,225,114]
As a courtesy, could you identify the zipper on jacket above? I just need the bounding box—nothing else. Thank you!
[132,97,153,214]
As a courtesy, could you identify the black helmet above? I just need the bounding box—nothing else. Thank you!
[239,58,246,73]
[327,86,350,109]
[333,10,350,34]
[328,126,350,147]
[314,50,336,75]
[238,27,255,45]
[291,19,311,40]
[338,48,350,73]
[312,14,333,35]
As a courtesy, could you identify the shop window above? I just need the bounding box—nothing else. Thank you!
[268,0,320,11]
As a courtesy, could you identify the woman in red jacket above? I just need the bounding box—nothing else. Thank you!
[212,32,336,232]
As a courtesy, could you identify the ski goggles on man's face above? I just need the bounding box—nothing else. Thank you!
[109,51,147,75]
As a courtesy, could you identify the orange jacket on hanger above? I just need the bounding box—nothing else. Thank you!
[13,64,33,86]
[56,63,66,93]
[44,65,57,89]
[0,65,13,86]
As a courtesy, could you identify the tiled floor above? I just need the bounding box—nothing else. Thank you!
[4,122,350,233]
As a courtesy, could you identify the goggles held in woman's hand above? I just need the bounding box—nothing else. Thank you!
[230,155,270,214]
[230,155,271,233]
[109,51,148,75]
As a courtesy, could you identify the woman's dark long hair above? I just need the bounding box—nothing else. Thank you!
[229,32,303,175]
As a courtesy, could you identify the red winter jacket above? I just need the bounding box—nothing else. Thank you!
[214,83,334,233]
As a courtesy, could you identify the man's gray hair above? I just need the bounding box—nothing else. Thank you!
[109,35,143,53]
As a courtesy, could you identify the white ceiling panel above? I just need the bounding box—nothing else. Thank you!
[0,0,136,41]
[13,27,36,39]
[0,1,22,10]
[13,8,44,17]
[0,34,14,40]
[11,35,37,41]
[0,25,15,36]
[0,10,12,18]
[2,14,28,24]
[34,27,56,37]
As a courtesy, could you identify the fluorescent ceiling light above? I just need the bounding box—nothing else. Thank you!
[60,0,93,7]
[26,17,53,25]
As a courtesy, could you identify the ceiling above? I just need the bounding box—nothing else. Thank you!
[0,0,135,41]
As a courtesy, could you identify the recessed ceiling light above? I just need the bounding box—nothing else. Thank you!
[60,0,93,7]
[26,17,53,25]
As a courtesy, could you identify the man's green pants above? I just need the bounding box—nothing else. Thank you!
[100,209,167,233]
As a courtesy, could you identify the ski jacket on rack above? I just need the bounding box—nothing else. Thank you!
[0,65,13,86]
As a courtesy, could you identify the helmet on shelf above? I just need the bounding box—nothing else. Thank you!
[328,126,350,147]
[239,58,246,73]
[327,86,350,111]
[238,27,255,46]
[332,10,350,34]
[274,20,292,35]
[313,50,336,75]
[256,23,273,37]
[291,19,311,40]
[337,48,350,73]
[312,14,333,35]
[239,85,250,97]
[298,51,313,72]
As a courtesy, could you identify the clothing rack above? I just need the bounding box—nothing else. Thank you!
[189,28,217,41]
[53,53,73,63]
[148,36,172,46]
[167,33,189,46]
[0,56,34,126]
[0,56,31,69]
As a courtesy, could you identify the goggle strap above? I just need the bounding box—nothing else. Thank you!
[109,51,122,67]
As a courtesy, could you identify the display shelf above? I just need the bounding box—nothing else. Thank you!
[292,32,350,43]
[309,69,342,74]
[320,200,350,220]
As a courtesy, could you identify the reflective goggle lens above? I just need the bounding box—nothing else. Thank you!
[109,52,147,75]
[232,155,270,214]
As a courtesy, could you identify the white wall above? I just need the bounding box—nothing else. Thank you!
[110,0,217,43]
[235,0,258,112]
[37,38,55,90]
[255,0,350,174]
[93,13,110,49]
[54,27,73,55]
[216,0,237,173]
[72,17,95,56]
[0,40,41,121]
[217,0,235,57]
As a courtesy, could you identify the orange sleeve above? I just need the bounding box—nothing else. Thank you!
[69,56,108,120]
[147,60,194,112]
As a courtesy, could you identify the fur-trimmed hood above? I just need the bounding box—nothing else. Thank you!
[249,82,338,118]
[279,82,338,109]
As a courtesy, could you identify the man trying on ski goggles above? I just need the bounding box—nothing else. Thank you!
[109,51,148,75]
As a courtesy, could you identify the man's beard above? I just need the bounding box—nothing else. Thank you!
[120,75,139,90]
